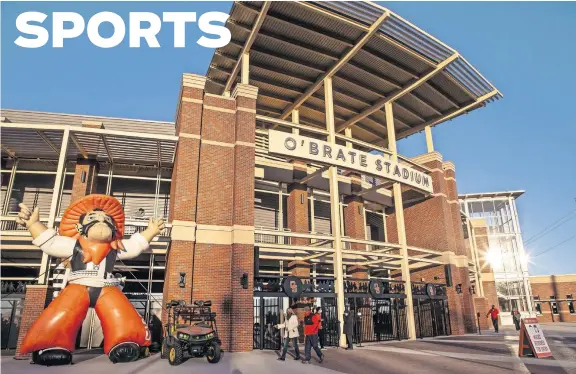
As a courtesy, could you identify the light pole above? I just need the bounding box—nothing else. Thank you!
[357,311,363,347]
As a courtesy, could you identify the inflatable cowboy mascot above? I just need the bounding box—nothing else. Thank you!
[16,194,164,365]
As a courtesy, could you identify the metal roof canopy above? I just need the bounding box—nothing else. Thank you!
[207,1,502,145]
[0,123,178,167]
[459,191,525,200]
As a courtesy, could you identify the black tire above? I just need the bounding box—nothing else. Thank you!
[140,346,150,358]
[160,339,168,359]
[206,342,222,364]
[168,344,184,366]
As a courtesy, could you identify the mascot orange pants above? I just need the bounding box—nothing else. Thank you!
[20,284,150,354]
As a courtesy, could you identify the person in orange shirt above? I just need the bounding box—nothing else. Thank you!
[486,305,500,333]
[301,306,324,364]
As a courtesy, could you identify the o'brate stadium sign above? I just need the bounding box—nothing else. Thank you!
[268,130,433,194]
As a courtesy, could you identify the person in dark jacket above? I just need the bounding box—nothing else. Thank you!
[512,308,521,331]
[343,310,355,350]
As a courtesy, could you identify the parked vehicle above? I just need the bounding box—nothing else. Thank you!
[161,300,222,366]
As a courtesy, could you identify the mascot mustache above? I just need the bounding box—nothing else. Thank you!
[80,219,117,238]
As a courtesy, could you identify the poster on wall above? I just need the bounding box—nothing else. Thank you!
[518,317,552,358]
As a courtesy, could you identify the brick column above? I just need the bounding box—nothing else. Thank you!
[15,285,50,359]
[192,92,238,351]
[343,172,365,251]
[286,178,309,245]
[70,158,99,203]
[442,162,475,333]
[230,84,258,352]
[163,74,206,321]
[165,75,258,352]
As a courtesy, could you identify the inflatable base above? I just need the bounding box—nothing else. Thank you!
[32,348,72,366]
[108,342,140,364]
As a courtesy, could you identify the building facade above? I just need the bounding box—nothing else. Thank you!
[1,1,504,354]
[530,275,576,323]
[460,191,533,325]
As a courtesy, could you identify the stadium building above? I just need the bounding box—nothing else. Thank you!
[1,2,505,354]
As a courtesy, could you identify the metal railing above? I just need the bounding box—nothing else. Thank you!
[1,216,172,237]
[254,275,336,294]
[342,237,402,253]
[254,228,334,248]
[344,278,406,295]
[411,282,447,297]
[254,226,292,245]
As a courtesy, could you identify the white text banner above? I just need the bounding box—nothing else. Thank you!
[268,130,433,194]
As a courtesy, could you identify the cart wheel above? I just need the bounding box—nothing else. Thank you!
[160,339,168,359]
[140,346,150,358]
[168,344,184,366]
[206,342,222,364]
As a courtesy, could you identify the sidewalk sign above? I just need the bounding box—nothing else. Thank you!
[518,317,552,358]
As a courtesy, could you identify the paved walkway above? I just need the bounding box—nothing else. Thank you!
[1,323,574,374]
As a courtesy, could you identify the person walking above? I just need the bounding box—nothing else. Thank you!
[512,308,521,331]
[316,307,326,350]
[302,306,324,364]
[275,308,300,361]
[486,305,500,333]
[343,310,355,350]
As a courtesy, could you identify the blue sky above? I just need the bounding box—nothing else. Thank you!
[2,2,575,275]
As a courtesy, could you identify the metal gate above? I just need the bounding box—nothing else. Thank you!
[320,297,339,347]
[414,298,451,338]
[253,296,282,350]
[347,297,408,343]
[1,297,24,349]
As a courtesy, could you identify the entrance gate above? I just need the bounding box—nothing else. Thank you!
[1,296,24,349]
[253,296,282,350]
[320,297,339,347]
[414,298,451,338]
[347,297,408,343]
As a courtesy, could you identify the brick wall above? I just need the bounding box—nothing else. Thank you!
[70,158,99,203]
[473,297,490,330]
[286,181,309,245]
[230,88,257,352]
[163,78,205,319]
[530,275,576,323]
[343,195,365,250]
[15,286,50,359]
[164,76,258,351]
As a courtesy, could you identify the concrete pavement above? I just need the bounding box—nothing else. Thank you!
[1,323,575,374]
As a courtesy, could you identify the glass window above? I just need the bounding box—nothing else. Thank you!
[551,302,559,315]
[535,303,542,315]
[569,301,575,315]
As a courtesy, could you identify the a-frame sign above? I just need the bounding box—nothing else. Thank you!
[518,317,552,358]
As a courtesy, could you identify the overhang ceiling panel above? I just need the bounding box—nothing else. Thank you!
[364,36,432,77]
[332,76,378,104]
[337,64,397,96]
[206,1,501,144]
[430,72,475,105]
[412,84,455,113]
[250,64,311,91]
[396,94,438,121]
[254,33,334,72]
[274,1,364,42]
